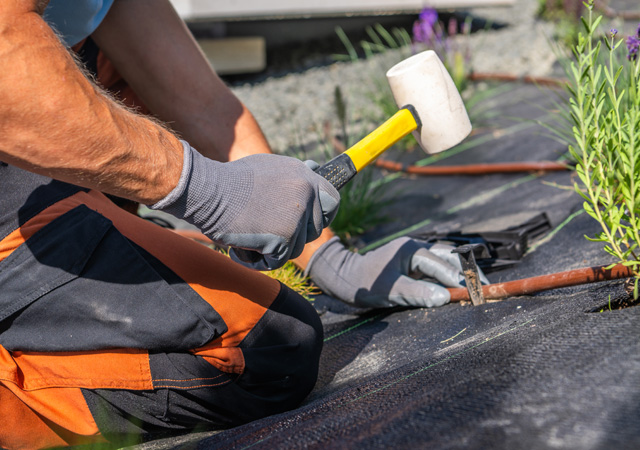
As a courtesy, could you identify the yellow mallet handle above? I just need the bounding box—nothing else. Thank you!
[316,106,420,190]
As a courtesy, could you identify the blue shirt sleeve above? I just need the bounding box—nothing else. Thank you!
[43,0,115,47]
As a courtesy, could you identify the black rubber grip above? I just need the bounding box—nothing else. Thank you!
[315,153,358,191]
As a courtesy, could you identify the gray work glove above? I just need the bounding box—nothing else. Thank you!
[151,141,340,270]
[305,236,489,308]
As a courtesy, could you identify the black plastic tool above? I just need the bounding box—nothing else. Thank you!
[413,213,552,272]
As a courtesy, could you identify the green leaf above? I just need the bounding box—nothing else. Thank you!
[580,17,590,34]
[580,66,591,83]
[365,25,384,48]
[614,65,624,85]
[335,26,358,62]
[374,23,398,49]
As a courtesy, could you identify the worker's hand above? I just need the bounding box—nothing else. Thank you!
[151,141,340,270]
[305,236,489,308]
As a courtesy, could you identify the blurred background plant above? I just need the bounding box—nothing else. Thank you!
[411,8,473,93]
[325,8,506,244]
[562,1,640,295]
[333,23,412,63]
[332,8,477,156]
[321,86,396,244]
[335,8,473,96]
[537,0,584,49]
[330,165,395,243]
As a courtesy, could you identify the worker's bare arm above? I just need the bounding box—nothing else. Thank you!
[91,0,270,162]
[90,0,331,267]
[0,3,183,204]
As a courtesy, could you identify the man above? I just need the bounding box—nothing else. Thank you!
[0,1,467,447]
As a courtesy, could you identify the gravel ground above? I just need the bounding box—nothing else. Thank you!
[226,0,560,156]
[225,0,639,156]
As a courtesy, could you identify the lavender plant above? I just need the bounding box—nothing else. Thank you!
[567,1,640,295]
[412,8,472,93]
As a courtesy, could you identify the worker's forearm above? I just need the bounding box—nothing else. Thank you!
[0,7,183,204]
[91,0,271,163]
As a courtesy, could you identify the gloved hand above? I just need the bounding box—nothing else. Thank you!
[305,236,489,308]
[151,141,340,270]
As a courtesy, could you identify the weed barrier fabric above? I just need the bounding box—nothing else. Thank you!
[143,212,640,450]
[182,282,640,450]
[133,83,640,449]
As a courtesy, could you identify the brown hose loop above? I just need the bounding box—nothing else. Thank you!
[375,159,571,175]
[468,72,568,87]
[447,263,635,302]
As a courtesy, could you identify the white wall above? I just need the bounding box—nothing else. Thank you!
[170,0,514,20]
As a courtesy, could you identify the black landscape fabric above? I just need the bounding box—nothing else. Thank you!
[139,83,640,449]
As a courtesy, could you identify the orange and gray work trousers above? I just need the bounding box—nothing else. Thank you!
[0,167,323,448]
[0,39,322,448]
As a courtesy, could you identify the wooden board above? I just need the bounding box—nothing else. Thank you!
[198,37,266,75]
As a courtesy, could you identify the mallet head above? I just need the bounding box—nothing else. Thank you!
[312,51,473,192]
[386,50,472,154]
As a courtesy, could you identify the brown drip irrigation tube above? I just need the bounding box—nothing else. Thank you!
[468,72,568,87]
[375,159,571,175]
[169,229,633,303]
[367,73,573,176]
[447,263,634,302]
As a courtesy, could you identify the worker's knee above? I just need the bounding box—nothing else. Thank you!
[83,284,323,441]
[237,283,323,417]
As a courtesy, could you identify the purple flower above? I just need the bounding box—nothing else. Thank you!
[636,22,640,37]
[610,28,618,37]
[627,35,640,61]
[419,8,438,27]
[413,8,439,45]
[448,17,458,37]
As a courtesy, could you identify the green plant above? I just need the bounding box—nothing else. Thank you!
[333,23,415,152]
[362,24,413,59]
[330,166,394,242]
[412,8,473,93]
[566,2,640,296]
[325,86,397,241]
[333,24,412,63]
[262,262,320,301]
[537,0,584,49]
[334,86,349,148]
[207,246,319,301]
